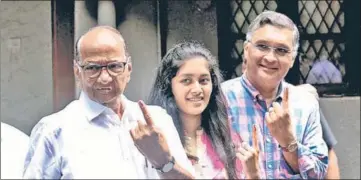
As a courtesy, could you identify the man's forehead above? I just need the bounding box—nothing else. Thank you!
[82,27,124,40]
[81,29,124,46]
[252,25,293,45]
[79,29,126,55]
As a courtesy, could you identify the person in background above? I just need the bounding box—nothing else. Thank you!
[1,122,29,179]
[306,55,342,84]
[23,26,194,179]
[148,41,263,179]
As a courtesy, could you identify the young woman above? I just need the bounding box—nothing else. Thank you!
[148,41,262,179]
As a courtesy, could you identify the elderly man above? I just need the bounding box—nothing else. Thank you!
[1,122,29,179]
[23,26,194,179]
[221,11,328,179]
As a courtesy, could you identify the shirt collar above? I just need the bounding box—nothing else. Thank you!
[79,92,129,122]
[240,73,286,102]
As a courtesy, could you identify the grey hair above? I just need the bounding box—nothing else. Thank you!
[246,10,300,58]
[74,25,130,63]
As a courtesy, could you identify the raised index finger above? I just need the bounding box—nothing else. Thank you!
[138,100,154,126]
[252,124,259,154]
[282,87,289,110]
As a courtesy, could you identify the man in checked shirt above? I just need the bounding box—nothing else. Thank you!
[221,11,328,179]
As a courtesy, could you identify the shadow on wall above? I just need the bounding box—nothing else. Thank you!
[84,0,154,28]
[84,0,98,20]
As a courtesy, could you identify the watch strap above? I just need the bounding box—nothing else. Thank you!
[154,156,175,173]
[279,140,298,152]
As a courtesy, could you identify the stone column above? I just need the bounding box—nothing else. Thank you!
[98,0,116,27]
[74,0,98,97]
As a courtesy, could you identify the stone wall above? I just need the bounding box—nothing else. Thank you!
[0,1,53,135]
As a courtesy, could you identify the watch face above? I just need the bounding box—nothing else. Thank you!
[288,143,298,152]
[162,162,174,173]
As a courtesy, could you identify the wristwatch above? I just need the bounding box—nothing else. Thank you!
[279,140,298,152]
[155,156,175,173]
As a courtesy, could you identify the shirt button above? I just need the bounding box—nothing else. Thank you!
[266,138,271,142]
[268,164,272,169]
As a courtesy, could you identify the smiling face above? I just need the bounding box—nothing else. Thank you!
[171,57,212,118]
[244,24,295,90]
[74,28,132,104]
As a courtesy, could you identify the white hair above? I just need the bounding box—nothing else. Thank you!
[246,10,300,59]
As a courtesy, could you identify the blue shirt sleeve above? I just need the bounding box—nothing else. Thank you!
[23,122,61,179]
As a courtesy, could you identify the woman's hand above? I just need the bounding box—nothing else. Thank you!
[236,125,261,179]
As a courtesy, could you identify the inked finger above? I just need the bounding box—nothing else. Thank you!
[282,87,289,110]
[252,125,259,154]
[138,100,154,126]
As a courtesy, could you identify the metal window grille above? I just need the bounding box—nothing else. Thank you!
[216,0,359,95]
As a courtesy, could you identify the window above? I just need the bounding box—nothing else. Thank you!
[216,0,360,96]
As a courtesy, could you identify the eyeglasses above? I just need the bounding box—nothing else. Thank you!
[77,60,129,78]
[248,41,292,57]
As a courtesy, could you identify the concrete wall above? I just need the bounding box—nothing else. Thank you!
[117,1,159,102]
[320,97,360,179]
[167,0,218,57]
[0,1,53,135]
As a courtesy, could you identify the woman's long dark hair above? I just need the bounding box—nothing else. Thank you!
[147,41,237,179]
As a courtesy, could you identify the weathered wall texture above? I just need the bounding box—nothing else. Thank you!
[1,1,53,135]
[117,1,159,102]
[167,0,218,57]
[320,97,360,179]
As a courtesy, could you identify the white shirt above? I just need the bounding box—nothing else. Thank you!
[1,122,30,179]
[23,92,194,179]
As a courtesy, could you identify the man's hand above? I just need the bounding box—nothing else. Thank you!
[236,125,260,179]
[265,88,296,148]
[130,100,172,169]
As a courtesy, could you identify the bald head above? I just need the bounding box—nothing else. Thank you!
[74,26,133,105]
[75,26,129,62]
